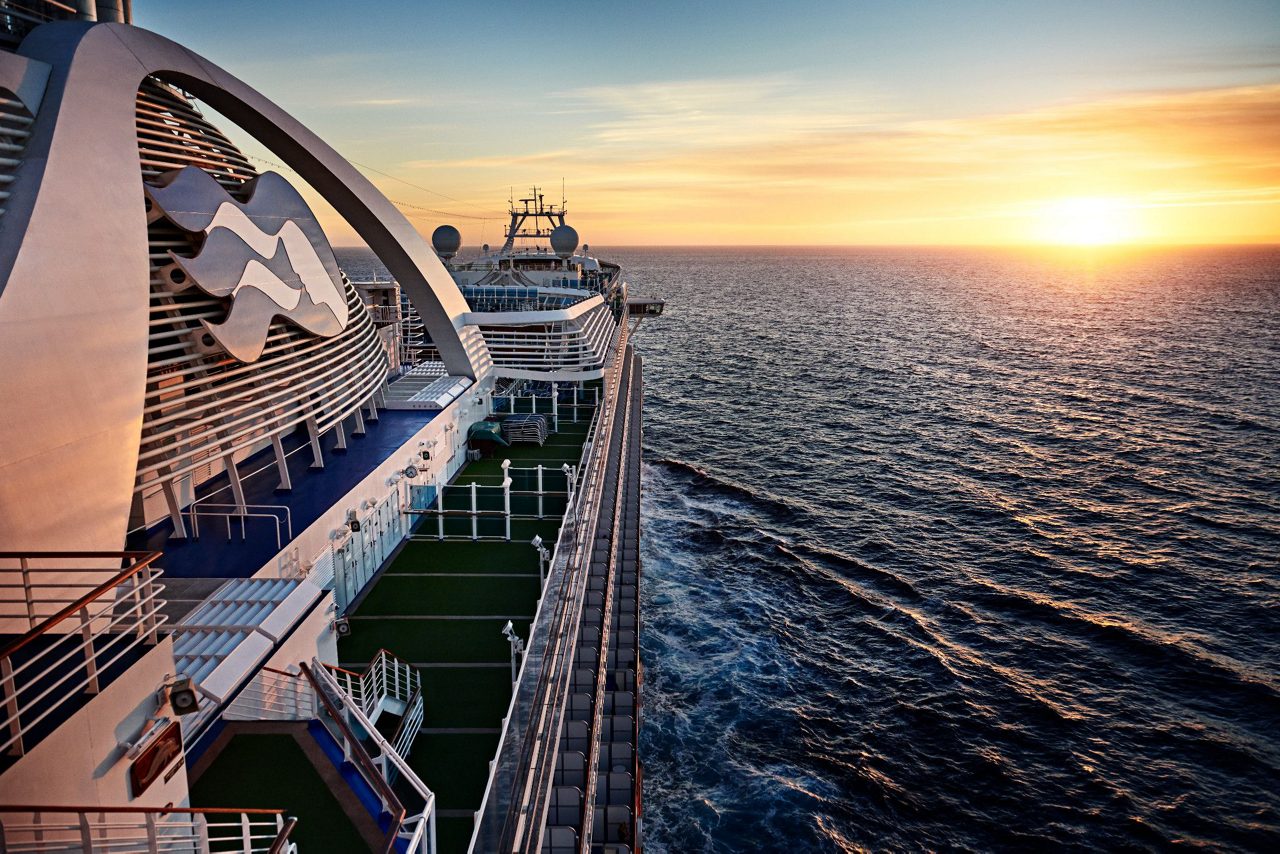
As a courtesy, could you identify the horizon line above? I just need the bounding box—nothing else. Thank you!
[331,241,1280,250]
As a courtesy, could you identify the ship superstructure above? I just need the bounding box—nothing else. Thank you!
[0,7,659,854]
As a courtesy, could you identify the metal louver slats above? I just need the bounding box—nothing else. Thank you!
[0,90,34,219]
[133,77,389,503]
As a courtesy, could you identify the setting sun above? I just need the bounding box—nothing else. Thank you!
[1034,197,1141,246]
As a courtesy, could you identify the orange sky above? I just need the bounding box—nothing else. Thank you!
[165,2,1280,248]
[274,81,1277,248]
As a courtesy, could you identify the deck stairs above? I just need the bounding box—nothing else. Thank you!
[323,649,424,768]
[171,577,323,744]
[384,367,473,411]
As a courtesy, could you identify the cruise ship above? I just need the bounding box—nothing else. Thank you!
[0,5,661,852]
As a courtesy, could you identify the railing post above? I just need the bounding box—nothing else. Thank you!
[78,812,92,853]
[195,812,210,853]
[2,656,22,756]
[241,812,252,854]
[551,381,559,431]
[142,565,160,644]
[502,460,512,542]
[145,812,158,854]
[19,557,34,630]
[470,482,478,541]
[79,606,100,694]
[536,464,545,519]
[436,478,445,541]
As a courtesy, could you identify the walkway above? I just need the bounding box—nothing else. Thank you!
[338,412,595,852]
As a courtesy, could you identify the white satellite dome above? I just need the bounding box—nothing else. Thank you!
[550,224,579,259]
[432,224,462,259]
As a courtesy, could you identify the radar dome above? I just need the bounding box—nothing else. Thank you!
[431,224,462,259]
[550,224,579,259]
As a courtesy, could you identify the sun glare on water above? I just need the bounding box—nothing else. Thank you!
[1035,197,1141,246]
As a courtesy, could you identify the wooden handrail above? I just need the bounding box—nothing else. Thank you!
[298,662,404,854]
[0,805,284,815]
[268,816,298,854]
[0,551,163,660]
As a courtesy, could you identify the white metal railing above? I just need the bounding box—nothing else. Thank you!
[472,321,631,851]
[185,499,294,550]
[324,648,420,724]
[0,552,165,758]
[410,462,575,543]
[0,805,296,853]
[303,661,436,854]
[366,304,400,324]
[390,685,424,770]
[223,666,315,722]
[329,488,407,614]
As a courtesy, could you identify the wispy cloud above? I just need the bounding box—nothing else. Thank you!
[330,78,1280,244]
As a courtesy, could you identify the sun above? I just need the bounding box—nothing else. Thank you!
[1034,197,1140,246]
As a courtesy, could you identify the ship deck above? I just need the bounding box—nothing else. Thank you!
[338,408,596,852]
[136,409,437,581]
[189,722,381,852]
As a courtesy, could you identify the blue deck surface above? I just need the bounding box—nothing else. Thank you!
[134,410,435,579]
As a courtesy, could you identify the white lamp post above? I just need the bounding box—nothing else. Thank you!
[531,535,550,585]
[501,620,525,683]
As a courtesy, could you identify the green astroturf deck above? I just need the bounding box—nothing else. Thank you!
[334,417,593,853]
[409,732,501,810]
[358,575,540,616]
[190,733,367,853]
[421,667,514,727]
[340,617,533,664]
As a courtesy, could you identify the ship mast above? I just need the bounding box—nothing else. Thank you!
[501,185,567,253]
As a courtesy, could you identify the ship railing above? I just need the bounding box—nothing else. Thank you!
[185,499,293,550]
[388,684,425,785]
[409,463,576,542]
[0,551,165,759]
[366,304,401,324]
[302,660,436,854]
[472,321,631,852]
[223,665,316,722]
[0,805,295,853]
[0,0,78,29]
[494,381,601,428]
[321,648,420,723]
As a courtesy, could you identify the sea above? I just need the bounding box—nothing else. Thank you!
[338,246,1280,852]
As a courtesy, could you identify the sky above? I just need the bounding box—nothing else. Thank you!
[136,0,1280,246]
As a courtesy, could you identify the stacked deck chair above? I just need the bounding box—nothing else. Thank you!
[503,413,550,446]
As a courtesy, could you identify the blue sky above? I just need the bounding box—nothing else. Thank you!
[133,1,1280,244]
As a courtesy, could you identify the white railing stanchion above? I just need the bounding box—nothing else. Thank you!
[502,460,512,542]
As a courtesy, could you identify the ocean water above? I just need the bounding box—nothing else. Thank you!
[338,246,1280,851]
[615,246,1280,853]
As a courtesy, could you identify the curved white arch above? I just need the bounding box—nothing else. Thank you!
[0,22,477,550]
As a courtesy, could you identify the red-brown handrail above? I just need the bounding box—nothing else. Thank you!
[268,816,298,854]
[0,805,285,815]
[0,551,163,659]
[298,661,404,854]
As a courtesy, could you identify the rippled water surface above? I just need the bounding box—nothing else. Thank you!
[340,245,1279,851]
[611,247,1280,852]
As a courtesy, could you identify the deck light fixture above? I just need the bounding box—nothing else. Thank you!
[531,535,551,585]
[501,620,525,683]
[165,676,200,716]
